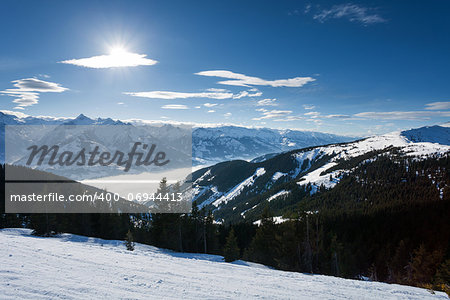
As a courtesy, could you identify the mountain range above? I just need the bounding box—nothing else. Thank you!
[0,111,355,169]
[183,124,450,223]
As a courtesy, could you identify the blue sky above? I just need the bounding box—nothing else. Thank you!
[1,0,449,136]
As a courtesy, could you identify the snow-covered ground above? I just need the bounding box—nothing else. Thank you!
[212,167,266,207]
[1,228,447,299]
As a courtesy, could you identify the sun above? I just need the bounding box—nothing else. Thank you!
[109,46,128,56]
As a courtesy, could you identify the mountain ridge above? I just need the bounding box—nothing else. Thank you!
[183,124,450,223]
[0,111,356,165]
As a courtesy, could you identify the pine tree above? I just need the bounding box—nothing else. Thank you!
[223,229,240,262]
[330,233,342,277]
[246,206,281,267]
[435,258,450,286]
[389,240,409,283]
[125,229,135,251]
[408,244,444,285]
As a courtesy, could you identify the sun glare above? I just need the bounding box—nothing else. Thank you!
[109,46,128,56]
[60,45,158,68]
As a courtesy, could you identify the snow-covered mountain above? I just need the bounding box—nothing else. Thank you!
[192,126,353,164]
[401,125,450,145]
[63,113,127,125]
[184,125,450,222]
[0,111,355,167]
[1,228,446,299]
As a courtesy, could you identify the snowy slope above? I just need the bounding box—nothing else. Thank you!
[212,167,266,207]
[1,228,447,299]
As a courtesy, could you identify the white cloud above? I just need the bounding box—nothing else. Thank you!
[252,109,292,120]
[125,91,233,100]
[117,102,125,105]
[304,4,312,14]
[161,104,189,110]
[324,114,351,119]
[207,110,215,113]
[304,111,320,118]
[3,91,40,107]
[195,70,315,87]
[425,101,450,110]
[313,3,386,25]
[274,115,305,122]
[303,104,316,110]
[256,98,278,106]
[204,103,218,107]
[6,78,67,92]
[60,50,157,69]
[354,110,450,120]
[1,78,68,108]
[233,90,263,99]
[224,112,232,117]
[205,88,229,92]
[125,89,262,100]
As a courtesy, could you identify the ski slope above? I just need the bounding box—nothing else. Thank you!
[1,229,447,299]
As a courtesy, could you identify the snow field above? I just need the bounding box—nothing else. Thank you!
[1,228,447,299]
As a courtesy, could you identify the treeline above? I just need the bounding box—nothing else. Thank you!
[238,202,449,293]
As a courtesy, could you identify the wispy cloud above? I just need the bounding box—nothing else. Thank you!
[324,114,351,119]
[304,4,312,14]
[354,110,450,120]
[125,89,262,100]
[161,104,189,110]
[425,101,450,110]
[125,91,233,100]
[274,115,305,122]
[233,90,263,99]
[224,112,232,117]
[203,103,218,107]
[256,98,278,106]
[253,107,304,122]
[311,3,386,25]
[60,50,157,69]
[205,88,229,92]
[207,110,215,113]
[252,109,292,120]
[195,70,315,87]
[1,78,68,109]
[304,111,320,118]
[303,104,316,110]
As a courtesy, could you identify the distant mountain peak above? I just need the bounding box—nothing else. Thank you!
[76,113,89,119]
[64,114,95,125]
